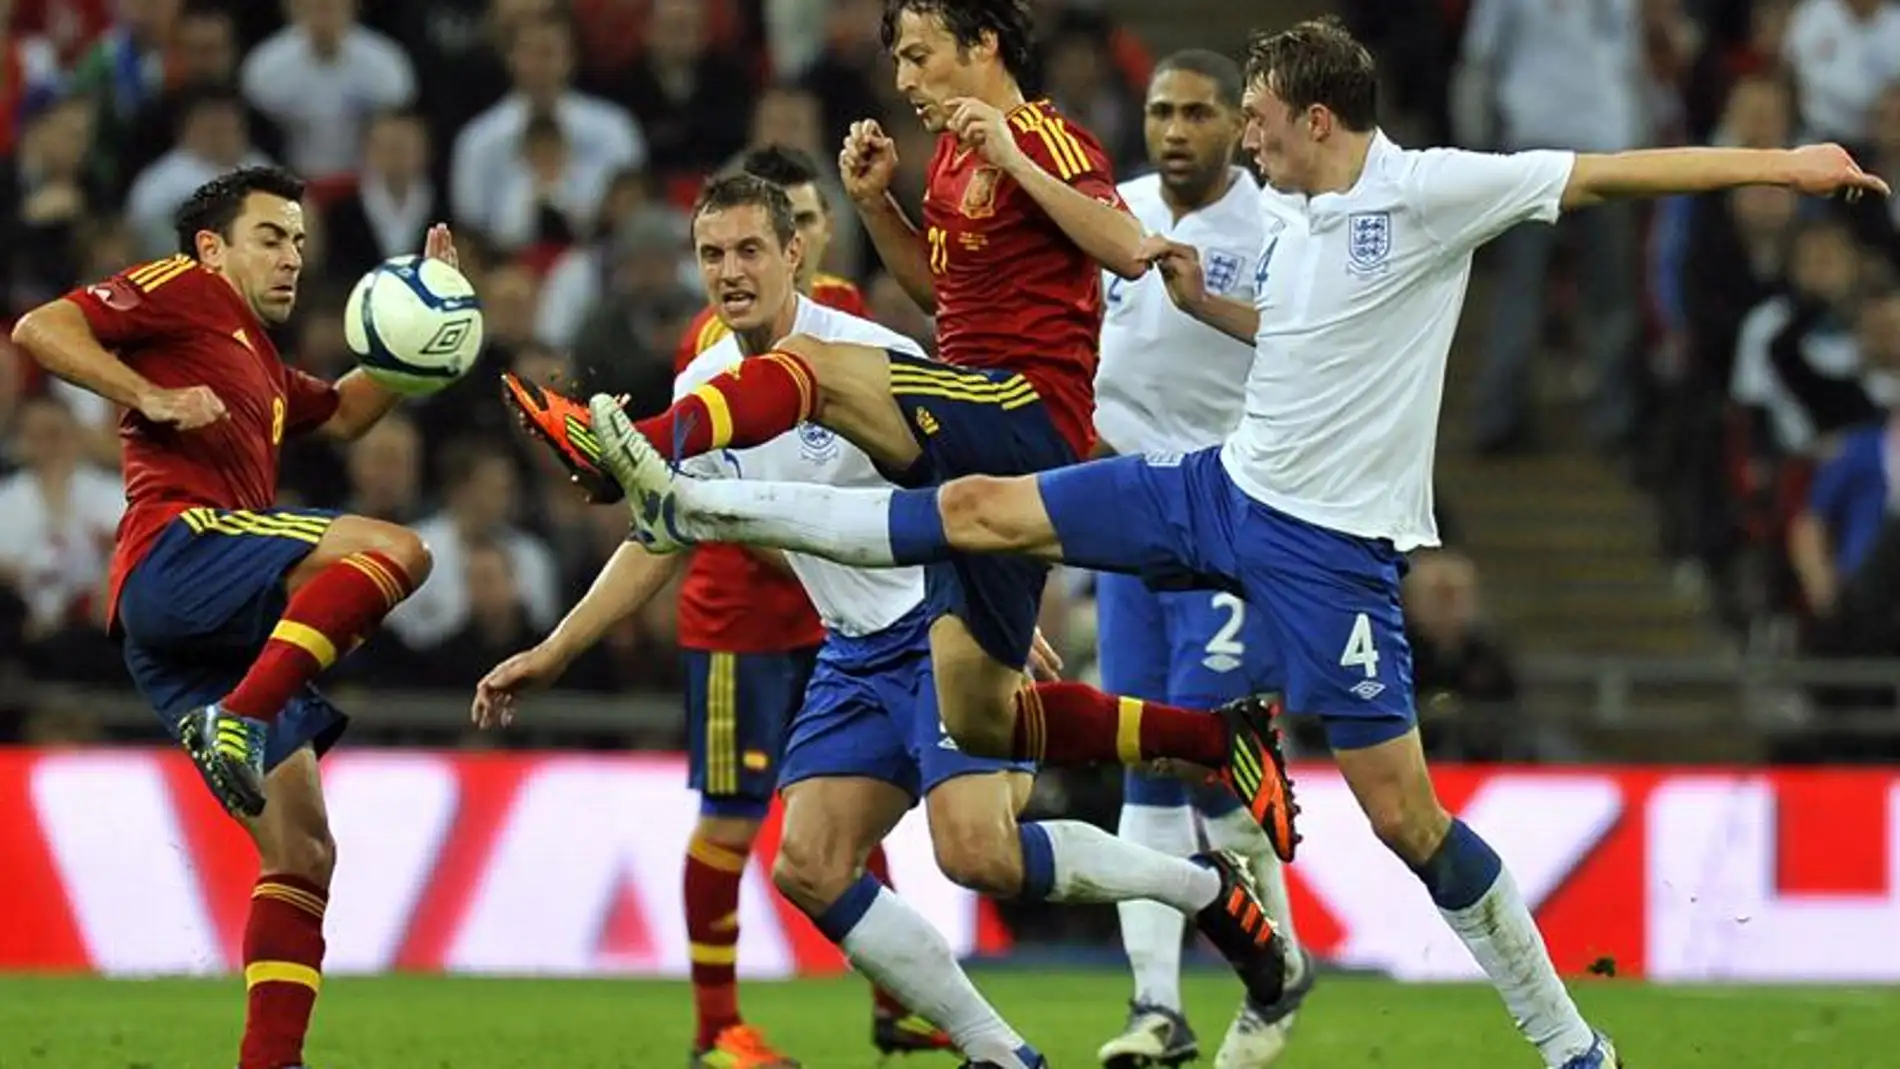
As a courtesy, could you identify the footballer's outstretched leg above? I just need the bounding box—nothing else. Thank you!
[589,397,1300,859]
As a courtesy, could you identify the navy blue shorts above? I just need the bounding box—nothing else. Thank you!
[884,350,1079,669]
[682,645,819,818]
[1042,449,1415,751]
[117,507,346,773]
[1096,571,1282,809]
[779,606,1032,799]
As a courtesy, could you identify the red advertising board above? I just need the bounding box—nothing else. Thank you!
[0,749,1894,982]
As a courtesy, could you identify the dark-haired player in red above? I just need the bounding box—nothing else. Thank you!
[10,165,454,1069]
[507,145,947,1065]
[511,0,1297,871]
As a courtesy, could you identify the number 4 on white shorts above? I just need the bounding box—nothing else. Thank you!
[1339,612,1385,700]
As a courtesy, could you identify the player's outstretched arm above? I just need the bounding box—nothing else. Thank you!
[947,98,1147,280]
[1138,236,1259,344]
[10,299,225,428]
[1562,143,1890,210]
[471,541,685,728]
[841,120,937,312]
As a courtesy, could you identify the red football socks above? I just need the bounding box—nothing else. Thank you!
[862,845,909,1018]
[222,551,416,722]
[1011,682,1228,767]
[635,350,816,461]
[239,875,327,1069]
[684,834,748,1049]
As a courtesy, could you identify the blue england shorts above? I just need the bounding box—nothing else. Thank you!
[682,645,819,818]
[116,507,347,774]
[883,350,1079,671]
[1096,570,1283,808]
[1043,448,1415,750]
[779,605,1034,799]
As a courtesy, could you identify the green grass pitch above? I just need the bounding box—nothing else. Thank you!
[1,970,1895,1067]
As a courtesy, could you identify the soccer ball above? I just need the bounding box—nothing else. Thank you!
[344,255,484,396]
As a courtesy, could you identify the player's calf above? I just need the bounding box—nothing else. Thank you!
[237,750,333,1069]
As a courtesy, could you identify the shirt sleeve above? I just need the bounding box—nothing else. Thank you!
[63,258,200,350]
[1407,147,1575,253]
[1010,106,1124,208]
[283,366,341,436]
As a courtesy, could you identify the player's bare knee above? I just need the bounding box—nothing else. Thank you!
[379,525,433,586]
[931,820,1021,898]
[262,823,336,885]
[940,705,1014,759]
[938,476,1044,553]
[1364,796,1453,866]
[771,832,855,915]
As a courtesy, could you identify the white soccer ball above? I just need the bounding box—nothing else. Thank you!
[344,255,484,396]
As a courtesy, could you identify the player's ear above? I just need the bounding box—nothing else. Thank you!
[193,228,225,268]
[784,231,805,270]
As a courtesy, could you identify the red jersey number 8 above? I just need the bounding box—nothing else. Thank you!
[270,396,285,445]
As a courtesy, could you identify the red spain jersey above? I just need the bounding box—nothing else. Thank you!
[669,278,868,653]
[64,256,340,625]
[922,99,1123,457]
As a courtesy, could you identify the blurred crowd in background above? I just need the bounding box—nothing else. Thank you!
[0,0,1898,772]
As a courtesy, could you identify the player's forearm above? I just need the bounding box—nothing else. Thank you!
[1184,294,1260,344]
[1001,156,1146,280]
[10,299,157,411]
[1563,148,1804,210]
[322,369,404,441]
[543,543,683,661]
[1788,513,1838,611]
[856,193,936,312]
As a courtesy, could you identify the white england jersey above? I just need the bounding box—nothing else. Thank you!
[678,296,929,636]
[1096,169,1264,454]
[1219,133,1575,551]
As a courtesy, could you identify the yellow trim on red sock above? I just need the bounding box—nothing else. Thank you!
[1116,696,1145,765]
[688,941,738,966]
[244,960,322,991]
[687,836,749,874]
[267,621,336,670]
[253,881,328,920]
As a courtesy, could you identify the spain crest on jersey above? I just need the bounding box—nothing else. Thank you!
[961,167,1002,219]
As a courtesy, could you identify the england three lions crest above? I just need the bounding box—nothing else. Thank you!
[1347,211,1392,275]
[797,422,841,463]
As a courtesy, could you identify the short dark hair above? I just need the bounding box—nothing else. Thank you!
[173,165,306,259]
[1244,17,1378,132]
[692,173,798,248]
[1154,49,1245,110]
[738,143,822,191]
[881,0,1034,81]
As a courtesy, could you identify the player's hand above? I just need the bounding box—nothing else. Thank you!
[1139,235,1206,310]
[137,385,226,431]
[471,643,571,729]
[1785,144,1891,201]
[840,120,898,205]
[1027,629,1063,681]
[945,97,1026,172]
[423,222,459,270]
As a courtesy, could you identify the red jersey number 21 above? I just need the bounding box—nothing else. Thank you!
[927,225,949,275]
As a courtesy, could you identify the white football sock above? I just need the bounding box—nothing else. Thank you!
[839,886,1033,1067]
[1203,807,1303,966]
[1116,804,1197,1011]
[1039,819,1220,913]
[677,478,899,566]
[1440,867,1596,1067]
